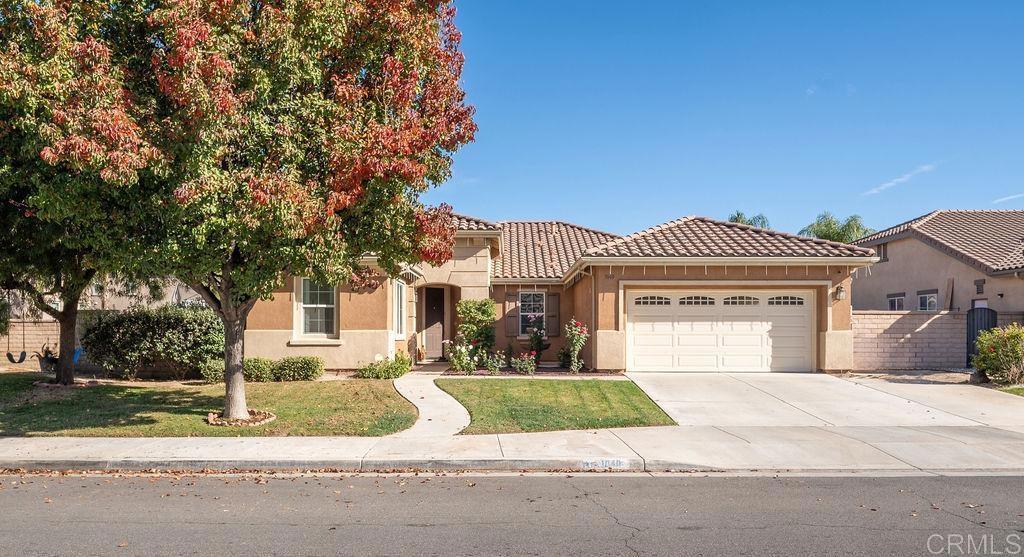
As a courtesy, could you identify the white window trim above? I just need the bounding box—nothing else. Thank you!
[393,279,407,340]
[888,296,905,311]
[918,293,937,312]
[518,291,546,336]
[294,277,338,339]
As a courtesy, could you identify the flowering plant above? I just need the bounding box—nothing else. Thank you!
[564,318,590,373]
[526,316,549,362]
[445,339,476,374]
[510,351,537,375]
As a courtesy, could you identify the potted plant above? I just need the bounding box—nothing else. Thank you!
[34,344,58,373]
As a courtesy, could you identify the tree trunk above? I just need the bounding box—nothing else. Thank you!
[222,314,249,420]
[56,304,78,385]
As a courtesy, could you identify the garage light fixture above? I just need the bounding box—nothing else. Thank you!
[833,285,847,301]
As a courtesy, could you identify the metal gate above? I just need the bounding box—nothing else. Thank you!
[966,307,998,367]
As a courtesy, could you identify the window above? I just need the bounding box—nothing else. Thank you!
[723,295,759,306]
[876,243,888,261]
[888,296,905,311]
[768,295,805,306]
[519,292,545,335]
[679,295,714,306]
[972,299,988,309]
[301,278,335,335]
[918,293,937,312]
[393,280,406,337]
[635,295,671,306]
[975,279,985,295]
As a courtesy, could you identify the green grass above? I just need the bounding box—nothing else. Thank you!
[1001,386,1024,397]
[0,372,416,437]
[435,378,675,434]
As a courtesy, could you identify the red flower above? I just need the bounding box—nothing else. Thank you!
[530,351,536,356]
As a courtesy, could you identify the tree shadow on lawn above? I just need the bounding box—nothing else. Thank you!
[0,379,223,436]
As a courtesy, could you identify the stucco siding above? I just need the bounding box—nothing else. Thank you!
[492,283,573,362]
[852,236,1024,313]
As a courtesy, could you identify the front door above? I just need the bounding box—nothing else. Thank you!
[424,287,445,360]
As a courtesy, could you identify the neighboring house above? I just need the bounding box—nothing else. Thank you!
[851,210,1024,314]
[245,214,877,372]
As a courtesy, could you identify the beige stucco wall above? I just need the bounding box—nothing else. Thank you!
[587,264,856,372]
[852,236,1024,313]
[417,236,492,300]
[493,283,575,363]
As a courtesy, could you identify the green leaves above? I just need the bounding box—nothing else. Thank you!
[799,212,876,244]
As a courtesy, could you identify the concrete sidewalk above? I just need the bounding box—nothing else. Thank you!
[3,424,1024,474]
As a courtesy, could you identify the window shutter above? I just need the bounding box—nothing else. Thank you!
[546,293,560,337]
[505,292,519,337]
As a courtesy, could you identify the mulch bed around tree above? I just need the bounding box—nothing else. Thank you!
[205,410,277,427]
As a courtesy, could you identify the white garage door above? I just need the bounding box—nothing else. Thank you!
[626,290,814,372]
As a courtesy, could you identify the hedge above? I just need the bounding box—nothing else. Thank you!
[81,305,224,380]
[355,352,412,379]
[200,356,326,383]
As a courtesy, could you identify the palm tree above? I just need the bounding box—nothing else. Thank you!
[728,210,771,229]
[799,212,875,244]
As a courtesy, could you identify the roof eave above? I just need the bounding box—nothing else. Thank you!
[559,255,880,284]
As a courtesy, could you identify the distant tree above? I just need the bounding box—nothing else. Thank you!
[728,211,771,229]
[146,0,477,419]
[800,212,875,244]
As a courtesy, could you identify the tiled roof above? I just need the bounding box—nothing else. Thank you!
[586,216,875,259]
[493,221,619,280]
[854,210,1024,274]
[454,213,500,231]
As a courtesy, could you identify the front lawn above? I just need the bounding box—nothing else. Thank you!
[435,378,675,434]
[1001,386,1024,397]
[0,372,416,437]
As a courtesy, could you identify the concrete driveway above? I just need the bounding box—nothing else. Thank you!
[622,372,1024,472]
[627,372,1024,427]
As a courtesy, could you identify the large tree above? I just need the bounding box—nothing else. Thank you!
[0,1,161,384]
[147,0,475,419]
[800,212,875,244]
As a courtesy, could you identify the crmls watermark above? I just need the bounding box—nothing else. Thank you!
[927,533,1022,556]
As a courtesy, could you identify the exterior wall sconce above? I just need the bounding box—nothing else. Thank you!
[833,285,847,301]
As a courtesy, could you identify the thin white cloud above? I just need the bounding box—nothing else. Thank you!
[805,86,817,96]
[862,164,937,196]
[993,192,1024,204]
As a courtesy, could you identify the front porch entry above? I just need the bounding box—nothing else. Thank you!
[417,284,460,361]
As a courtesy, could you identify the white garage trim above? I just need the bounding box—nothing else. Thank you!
[623,284,821,372]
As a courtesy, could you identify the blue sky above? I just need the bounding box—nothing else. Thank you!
[422,1,1024,236]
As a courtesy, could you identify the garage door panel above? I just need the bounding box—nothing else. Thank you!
[628,289,814,373]
[720,334,765,348]
[677,333,718,347]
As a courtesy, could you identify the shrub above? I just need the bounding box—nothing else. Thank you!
[273,356,325,381]
[446,339,476,374]
[557,346,571,369]
[80,305,224,380]
[243,357,276,382]
[199,359,225,383]
[511,351,537,375]
[564,318,590,373]
[483,352,505,375]
[974,324,1024,384]
[456,299,496,358]
[525,316,549,362]
[355,352,412,379]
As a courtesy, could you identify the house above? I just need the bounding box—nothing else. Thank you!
[851,210,1024,314]
[244,214,877,372]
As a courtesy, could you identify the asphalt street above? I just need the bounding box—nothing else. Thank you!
[0,473,1021,556]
